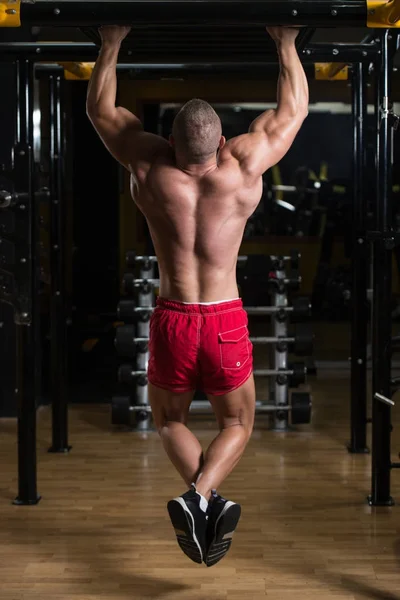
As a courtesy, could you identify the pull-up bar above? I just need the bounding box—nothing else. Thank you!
[0,0,399,29]
[0,41,380,62]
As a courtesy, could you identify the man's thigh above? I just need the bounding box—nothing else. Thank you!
[148,383,194,429]
[207,375,256,433]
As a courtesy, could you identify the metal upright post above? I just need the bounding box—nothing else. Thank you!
[369,30,396,506]
[348,62,369,454]
[271,272,290,432]
[48,75,71,454]
[13,59,41,505]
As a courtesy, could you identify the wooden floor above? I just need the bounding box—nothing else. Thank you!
[1,376,400,600]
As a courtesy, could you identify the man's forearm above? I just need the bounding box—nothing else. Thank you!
[250,38,308,134]
[275,42,309,118]
[86,43,120,117]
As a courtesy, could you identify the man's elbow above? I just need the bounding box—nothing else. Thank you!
[86,102,100,121]
[300,105,309,120]
[296,103,309,123]
[86,101,96,121]
[86,104,112,127]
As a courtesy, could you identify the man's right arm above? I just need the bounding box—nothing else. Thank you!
[221,27,309,177]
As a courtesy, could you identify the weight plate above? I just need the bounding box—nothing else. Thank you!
[287,270,301,291]
[118,363,134,384]
[292,323,314,356]
[125,250,137,268]
[115,325,136,358]
[291,392,312,425]
[292,296,312,321]
[288,362,306,388]
[111,395,131,426]
[122,273,136,295]
[117,300,137,323]
[290,249,300,271]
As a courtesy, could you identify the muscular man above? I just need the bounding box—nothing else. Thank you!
[87,25,308,567]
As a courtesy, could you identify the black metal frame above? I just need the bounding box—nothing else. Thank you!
[0,41,379,65]
[368,30,399,506]
[13,59,41,506]
[348,61,369,454]
[17,0,367,27]
[48,74,71,455]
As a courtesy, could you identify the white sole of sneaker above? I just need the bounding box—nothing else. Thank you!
[206,502,241,568]
[167,497,204,564]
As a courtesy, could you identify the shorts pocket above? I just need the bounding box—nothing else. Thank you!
[218,326,250,370]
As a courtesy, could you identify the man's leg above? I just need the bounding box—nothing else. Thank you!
[148,383,203,486]
[195,375,256,500]
[149,383,210,564]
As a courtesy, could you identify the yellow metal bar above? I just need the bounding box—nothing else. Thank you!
[271,165,283,202]
[319,162,328,182]
[59,62,94,81]
[0,0,20,27]
[367,0,400,27]
[315,63,348,81]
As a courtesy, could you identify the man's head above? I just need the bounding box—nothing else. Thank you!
[170,99,225,163]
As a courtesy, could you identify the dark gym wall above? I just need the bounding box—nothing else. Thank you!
[0,64,16,167]
[70,84,119,324]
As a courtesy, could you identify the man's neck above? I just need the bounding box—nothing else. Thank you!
[175,153,218,175]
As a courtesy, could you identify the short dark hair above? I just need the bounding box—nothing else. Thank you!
[172,99,222,163]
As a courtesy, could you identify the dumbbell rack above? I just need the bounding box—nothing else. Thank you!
[113,252,313,431]
[265,264,312,432]
[270,267,290,431]
[114,256,156,431]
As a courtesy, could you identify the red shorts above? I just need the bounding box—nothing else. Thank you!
[148,298,253,396]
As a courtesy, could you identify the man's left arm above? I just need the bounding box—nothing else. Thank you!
[86,26,168,172]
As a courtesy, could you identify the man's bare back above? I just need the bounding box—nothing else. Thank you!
[132,145,262,302]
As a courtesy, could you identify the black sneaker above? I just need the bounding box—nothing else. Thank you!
[167,487,208,564]
[205,492,241,567]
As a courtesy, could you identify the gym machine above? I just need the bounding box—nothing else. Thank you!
[112,251,314,432]
[0,0,399,504]
[0,57,72,504]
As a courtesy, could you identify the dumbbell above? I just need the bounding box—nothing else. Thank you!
[118,365,148,385]
[255,392,312,424]
[0,189,12,209]
[290,250,300,271]
[253,362,306,387]
[115,326,149,359]
[268,250,300,271]
[117,300,154,323]
[112,395,151,426]
[125,251,158,269]
[289,323,314,355]
[122,274,158,295]
[246,297,312,321]
[268,270,302,291]
[250,323,314,356]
